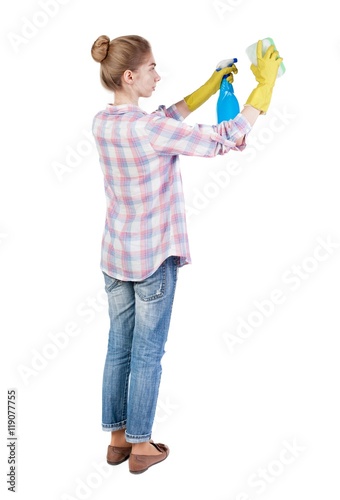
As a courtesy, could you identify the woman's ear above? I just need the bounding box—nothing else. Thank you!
[122,69,134,85]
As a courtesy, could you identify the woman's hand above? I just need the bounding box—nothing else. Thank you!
[183,64,238,113]
[245,40,283,114]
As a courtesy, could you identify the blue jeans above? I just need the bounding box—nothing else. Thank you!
[102,256,179,443]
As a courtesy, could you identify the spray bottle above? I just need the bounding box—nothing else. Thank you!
[216,57,240,123]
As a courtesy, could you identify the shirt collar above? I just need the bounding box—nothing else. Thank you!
[106,104,147,115]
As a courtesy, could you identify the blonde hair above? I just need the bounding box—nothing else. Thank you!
[91,35,152,91]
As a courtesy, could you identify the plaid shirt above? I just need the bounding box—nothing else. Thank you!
[92,103,251,281]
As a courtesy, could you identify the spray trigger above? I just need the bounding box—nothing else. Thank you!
[216,57,237,71]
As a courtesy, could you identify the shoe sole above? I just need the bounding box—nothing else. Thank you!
[129,454,168,474]
[107,455,130,466]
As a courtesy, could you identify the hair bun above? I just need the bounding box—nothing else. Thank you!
[91,35,110,63]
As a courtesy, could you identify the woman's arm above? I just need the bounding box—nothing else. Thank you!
[240,105,261,126]
[176,64,237,118]
[174,42,282,145]
[174,99,260,146]
[174,99,191,119]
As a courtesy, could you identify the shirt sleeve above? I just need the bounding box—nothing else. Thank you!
[156,104,184,122]
[146,110,252,157]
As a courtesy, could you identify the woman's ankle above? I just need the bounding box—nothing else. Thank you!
[132,441,161,455]
[110,429,130,447]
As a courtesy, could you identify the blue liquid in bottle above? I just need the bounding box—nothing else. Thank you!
[217,75,240,123]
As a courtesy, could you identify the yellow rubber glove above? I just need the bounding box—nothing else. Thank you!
[245,40,283,113]
[184,64,238,112]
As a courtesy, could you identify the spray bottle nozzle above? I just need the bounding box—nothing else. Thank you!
[215,57,238,71]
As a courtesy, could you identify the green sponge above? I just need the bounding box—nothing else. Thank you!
[246,37,286,78]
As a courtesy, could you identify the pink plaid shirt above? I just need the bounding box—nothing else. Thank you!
[92,103,251,281]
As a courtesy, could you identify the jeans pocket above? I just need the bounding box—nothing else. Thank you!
[103,272,122,293]
[134,261,166,302]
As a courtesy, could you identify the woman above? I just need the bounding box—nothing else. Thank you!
[91,34,282,474]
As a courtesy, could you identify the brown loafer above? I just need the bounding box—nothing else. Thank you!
[129,440,170,474]
[107,445,132,465]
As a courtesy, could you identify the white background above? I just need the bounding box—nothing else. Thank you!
[1,0,340,499]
